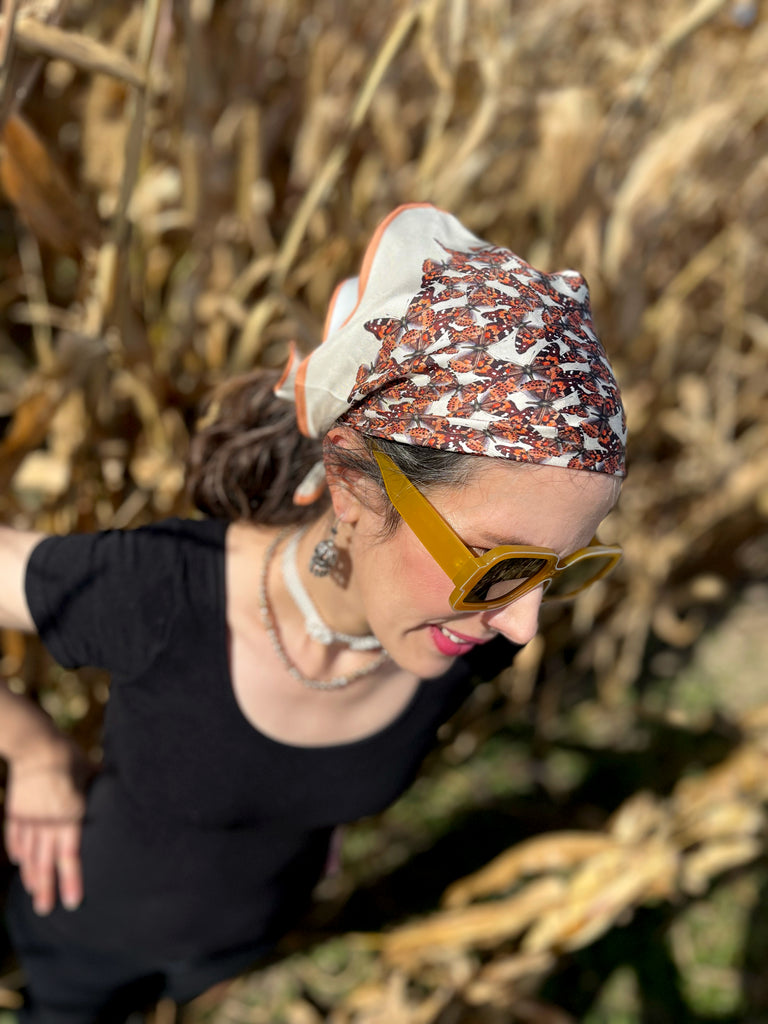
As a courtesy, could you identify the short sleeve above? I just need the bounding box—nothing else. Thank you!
[24,519,220,675]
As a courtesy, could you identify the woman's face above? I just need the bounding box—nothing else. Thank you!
[339,456,620,679]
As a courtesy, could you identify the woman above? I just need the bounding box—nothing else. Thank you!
[0,203,626,1022]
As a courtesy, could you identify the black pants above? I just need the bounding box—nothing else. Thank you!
[5,877,269,1024]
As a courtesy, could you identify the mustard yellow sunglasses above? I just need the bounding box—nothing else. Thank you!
[371,445,622,612]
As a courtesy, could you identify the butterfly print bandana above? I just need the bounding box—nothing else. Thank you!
[275,203,626,479]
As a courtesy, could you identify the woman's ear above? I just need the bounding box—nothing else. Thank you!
[328,474,362,525]
[322,426,372,526]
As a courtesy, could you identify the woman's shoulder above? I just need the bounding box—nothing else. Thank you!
[24,516,233,672]
[26,515,233,616]
[129,514,230,545]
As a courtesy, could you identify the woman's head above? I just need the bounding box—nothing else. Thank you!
[187,200,628,672]
[274,203,624,669]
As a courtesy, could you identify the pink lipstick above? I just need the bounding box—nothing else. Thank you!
[429,624,486,657]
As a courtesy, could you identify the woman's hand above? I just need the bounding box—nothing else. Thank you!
[4,737,93,915]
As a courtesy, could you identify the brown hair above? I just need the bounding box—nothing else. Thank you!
[187,369,475,526]
[326,435,474,534]
[187,369,328,525]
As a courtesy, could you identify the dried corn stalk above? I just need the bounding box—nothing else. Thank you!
[322,706,768,1021]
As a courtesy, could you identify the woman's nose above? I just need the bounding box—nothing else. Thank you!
[482,587,543,646]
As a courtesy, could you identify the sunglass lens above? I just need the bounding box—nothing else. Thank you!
[466,556,550,604]
[545,553,616,599]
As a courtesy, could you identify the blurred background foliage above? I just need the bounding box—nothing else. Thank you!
[1,0,768,1021]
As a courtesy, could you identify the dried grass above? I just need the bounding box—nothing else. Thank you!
[0,0,767,1019]
[255,705,768,1024]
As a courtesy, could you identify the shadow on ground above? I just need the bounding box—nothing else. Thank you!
[290,708,768,1022]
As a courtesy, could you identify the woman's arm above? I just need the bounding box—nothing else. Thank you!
[0,525,88,914]
[0,525,43,632]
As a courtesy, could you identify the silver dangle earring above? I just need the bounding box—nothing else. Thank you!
[308,519,340,577]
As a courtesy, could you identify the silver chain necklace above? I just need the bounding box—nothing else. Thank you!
[282,528,382,651]
[259,530,389,691]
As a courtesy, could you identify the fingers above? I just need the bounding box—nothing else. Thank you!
[4,816,24,865]
[22,826,57,915]
[5,820,83,914]
[55,822,83,910]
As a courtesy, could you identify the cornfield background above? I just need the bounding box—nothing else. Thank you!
[1,0,768,1021]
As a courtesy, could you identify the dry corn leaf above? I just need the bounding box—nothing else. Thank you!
[442,833,613,909]
[381,877,565,962]
[13,448,70,498]
[608,790,667,844]
[652,602,703,648]
[672,745,768,815]
[333,971,437,1024]
[681,836,764,896]
[11,16,144,86]
[79,7,144,211]
[0,114,99,256]
[522,842,678,954]
[284,1000,325,1024]
[618,0,732,105]
[0,384,63,489]
[603,100,739,282]
[675,798,765,848]
[464,952,557,1005]
[524,88,601,230]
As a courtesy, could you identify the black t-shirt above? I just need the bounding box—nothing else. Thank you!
[24,518,516,960]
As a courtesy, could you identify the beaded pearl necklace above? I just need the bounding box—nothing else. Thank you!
[258,530,389,691]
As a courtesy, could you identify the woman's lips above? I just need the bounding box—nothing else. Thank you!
[429,624,492,657]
